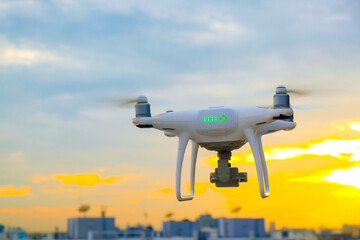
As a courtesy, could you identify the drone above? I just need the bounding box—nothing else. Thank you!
[131,86,296,201]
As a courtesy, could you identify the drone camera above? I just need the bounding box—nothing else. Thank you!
[209,151,247,188]
[210,167,247,187]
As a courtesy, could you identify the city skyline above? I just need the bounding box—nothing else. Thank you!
[1,0,360,232]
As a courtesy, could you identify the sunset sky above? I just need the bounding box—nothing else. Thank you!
[1,0,360,233]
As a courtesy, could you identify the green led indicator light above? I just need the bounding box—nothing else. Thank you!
[203,114,228,123]
[220,115,227,122]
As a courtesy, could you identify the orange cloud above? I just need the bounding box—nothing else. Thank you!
[33,175,52,184]
[158,187,173,194]
[33,173,142,187]
[56,174,119,186]
[9,151,25,162]
[0,185,31,196]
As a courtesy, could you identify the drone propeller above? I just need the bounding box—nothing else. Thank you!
[104,96,148,108]
[104,97,137,108]
[286,89,313,97]
[121,98,139,105]
[257,86,319,110]
[260,86,314,97]
[274,86,313,97]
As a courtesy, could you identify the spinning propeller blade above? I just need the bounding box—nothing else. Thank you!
[259,86,320,109]
[103,97,139,108]
[286,89,312,97]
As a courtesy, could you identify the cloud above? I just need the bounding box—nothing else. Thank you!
[0,47,56,65]
[286,165,360,190]
[9,151,25,162]
[0,205,75,218]
[349,121,360,132]
[203,137,360,167]
[244,139,360,162]
[335,121,360,132]
[0,185,31,196]
[158,187,173,194]
[324,14,350,23]
[175,20,248,46]
[0,39,87,68]
[202,133,360,169]
[322,166,360,189]
[56,174,118,186]
[33,173,142,187]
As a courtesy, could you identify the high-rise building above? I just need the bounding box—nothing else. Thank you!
[270,228,317,240]
[118,225,157,239]
[162,220,197,238]
[68,217,117,239]
[217,218,266,238]
[269,222,276,231]
[7,228,27,240]
[342,224,360,238]
[0,225,5,240]
[197,214,218,230]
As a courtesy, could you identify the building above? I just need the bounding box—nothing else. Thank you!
[197,215,218,230]
[68,217,117,239]
[7,228,27,240]
[0,225,5,240]
[342,224,360,238]
[269,222,276,232]
[218,218,266,238]
[162,220,197,238]
[318,229,351,240]
[270,228,317,240]
[118,225,157,239]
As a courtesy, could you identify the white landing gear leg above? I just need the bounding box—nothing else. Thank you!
[245,128,270,198]
[176,133,199,201]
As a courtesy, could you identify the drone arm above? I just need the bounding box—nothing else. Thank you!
[245,128,270,198]
[132,117,154,127]
[258,120,296,135]
[176,133,199,201]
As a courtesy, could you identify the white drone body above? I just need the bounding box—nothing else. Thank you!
[132,86,296,201]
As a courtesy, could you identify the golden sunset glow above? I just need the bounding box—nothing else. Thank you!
[0,185,31,196]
